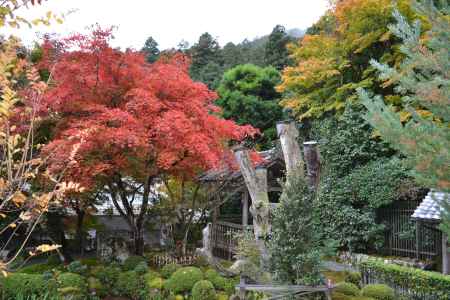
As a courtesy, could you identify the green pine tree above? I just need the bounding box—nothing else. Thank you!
[358,0,449,236]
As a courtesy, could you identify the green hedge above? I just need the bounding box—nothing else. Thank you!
[360,259,450,299]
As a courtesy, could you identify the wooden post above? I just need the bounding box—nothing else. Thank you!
[415,220,421,259]
[303,141,320,191]
[443,233,449,275]
[276,121,304,179]
[234,146,270,266]
[242,191,249,227]
[239,276,246,299]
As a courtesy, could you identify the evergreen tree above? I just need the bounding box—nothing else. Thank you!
[216,64,283,149]
[189,32,223,88]
[141,36,160,63]
[270,174,333,285]
[358,0,450,236]
[264,25,294,70]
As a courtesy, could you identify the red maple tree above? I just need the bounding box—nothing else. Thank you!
[40,28,258,254]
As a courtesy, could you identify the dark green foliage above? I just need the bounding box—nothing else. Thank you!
[309,105,416,252]
[67,260,88,275]
[334,282,360,296]
[264,25,294,70]
[189,32,223,89]
[92,265,120,290]
[360,260,450,299]
[164,266,203,294]
[142,36,160,63]
[269,174,333,285]
[361,284,395,300]
[216,64,283,149]
[160,263,181,278]
[123,255,147,271]
[88,276,107,298]
[18,262,58,274]
[0,273,52,299]
[316,158,410,251]
[191,280,216,300]
[116,271,146,299]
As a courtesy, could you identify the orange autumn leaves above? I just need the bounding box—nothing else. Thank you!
[277,0,416,120]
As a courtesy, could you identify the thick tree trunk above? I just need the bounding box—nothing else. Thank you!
[303,141,320,191]
[133,226,144,255]
[276,121,304,180]
[234,146,270,266]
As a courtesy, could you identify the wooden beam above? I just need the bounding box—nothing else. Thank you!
[303,141,320,191]
[242,191,249,226]
[443,233,449,275]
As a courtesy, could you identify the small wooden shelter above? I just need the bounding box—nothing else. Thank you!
[412,190,450,274]
[198,148,285,258]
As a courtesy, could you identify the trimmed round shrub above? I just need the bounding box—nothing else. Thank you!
[165,266,203,294]
[67,260,88,275]
[192,280,216,300]
[134,261,149,274]
[57,272,87,299]
[217,292,229,300]
[204,269,226,290]
[116,271,146,299]
[361,284,395,300]
[334,282,360,296]
[123,255,147,271]
[344,271,362,286]
[144,270,162,282]
[18,262,56,274]
[0,273,50,298]
[161,263,181,278]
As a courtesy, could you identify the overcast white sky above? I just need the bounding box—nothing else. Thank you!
[3,0,329,50]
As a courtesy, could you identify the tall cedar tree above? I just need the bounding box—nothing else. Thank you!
[358,0,449,237]
[141,36,160,63]
[264,25,294,70]
[39,28,258,254]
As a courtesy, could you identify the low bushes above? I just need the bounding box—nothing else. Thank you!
[192,280,216,300]
[165,266,204,294]
[57,272,87,299]
[123,255,147,271]
[0,273,51,299]
[334,282,360,296]
[361,284,394,300]
[360,259,450,299]
[161,263,181,278]
[116,270,146,299]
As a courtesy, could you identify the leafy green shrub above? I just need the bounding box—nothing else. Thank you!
[57,272,87,299]
[360,260,450,299]
[194,255,209,268]
[123,255,147,271]
[216,292,229,300]
[361,284,395,300]
[148,277,164,290]
[334,282,360,296]
[144,270,161,282]
[67,260,88,275]
[160,263,181,278]
[344,271,362,287]
[204,269,227,290]
[79,257,99,267]
[331,292,350,300]
[19,263,56,274]
[0,273,51,298]
[165,266,203,294]
[134,261,149,274]
[116,271,146,299]
[92,265,120,290]
[192,280,216,300]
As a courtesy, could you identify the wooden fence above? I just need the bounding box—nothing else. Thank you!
[377,200,442,260]
[152,253,198,267]
[211,221,251,260]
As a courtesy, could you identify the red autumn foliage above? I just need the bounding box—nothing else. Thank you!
[41,28,259,189]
